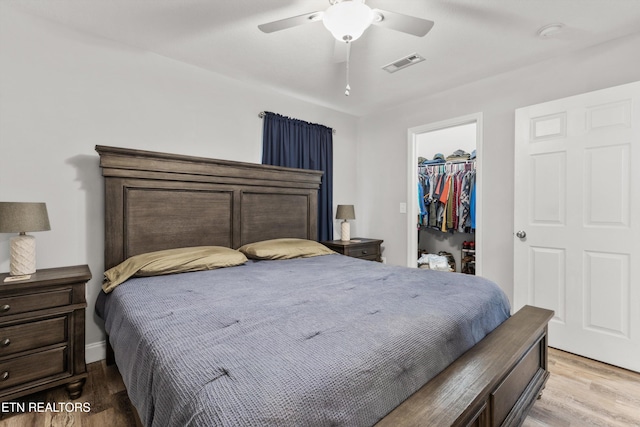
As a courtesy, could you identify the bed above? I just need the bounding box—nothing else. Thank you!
[95,145,553,427]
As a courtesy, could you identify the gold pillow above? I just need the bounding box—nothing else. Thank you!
[103,246,247,293]
[238,238,335,260]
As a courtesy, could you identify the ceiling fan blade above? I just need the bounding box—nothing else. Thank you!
[371,9,434,37]
[258,11,323,33]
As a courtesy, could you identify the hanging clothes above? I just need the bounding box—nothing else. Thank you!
[470,175,476,230]
[458,171,472,232]
[417,159,476,234]
[418,179,428,225]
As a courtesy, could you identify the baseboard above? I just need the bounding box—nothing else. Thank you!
[85,340,107,364]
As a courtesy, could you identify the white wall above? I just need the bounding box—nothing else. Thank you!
[416,123,476,161]
[0,7,359,361]
[356,32,640,303]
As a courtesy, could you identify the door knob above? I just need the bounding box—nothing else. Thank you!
[516,230,527,239]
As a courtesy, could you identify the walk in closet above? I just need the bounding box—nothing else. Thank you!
[416,122,476,274]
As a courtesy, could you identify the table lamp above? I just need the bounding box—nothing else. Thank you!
[336,204,355,241]
[0,202,51,276]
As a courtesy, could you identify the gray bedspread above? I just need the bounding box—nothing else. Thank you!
[98,254,510,427]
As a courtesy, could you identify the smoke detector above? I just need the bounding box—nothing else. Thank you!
[536,23,565,38]
[382,53,425,73]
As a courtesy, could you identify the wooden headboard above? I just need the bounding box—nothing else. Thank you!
[96,146,323,269]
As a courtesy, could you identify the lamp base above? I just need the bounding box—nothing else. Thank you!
[10,234,37,276]
[340,221,351,241]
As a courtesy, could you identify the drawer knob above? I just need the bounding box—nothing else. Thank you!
[362,250,368,254]
[1,338,9,347]
[0,305,9,313]
[0,371,8,381]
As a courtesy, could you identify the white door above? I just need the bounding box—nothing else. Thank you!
[514,81,640,372]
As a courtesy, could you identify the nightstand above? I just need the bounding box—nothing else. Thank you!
[322,238,383,262]
[0,265,91,402]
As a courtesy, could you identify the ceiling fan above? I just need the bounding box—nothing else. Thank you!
[258,0,434,43]
[258,0,434,96]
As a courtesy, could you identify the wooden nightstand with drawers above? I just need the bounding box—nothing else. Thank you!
[322,238,383,262]
[0,265,91,402]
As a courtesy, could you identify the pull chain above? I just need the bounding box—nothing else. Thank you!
[345,41,351,96]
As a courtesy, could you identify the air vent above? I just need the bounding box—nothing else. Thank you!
[382,53,425,73]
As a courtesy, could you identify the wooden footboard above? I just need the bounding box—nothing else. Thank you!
[376,305,554,427]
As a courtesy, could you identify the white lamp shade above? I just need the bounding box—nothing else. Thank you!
[336,204,356,220]
[322,1,374,42]
[0,202,50,233]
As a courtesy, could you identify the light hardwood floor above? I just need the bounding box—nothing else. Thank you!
[2,348,639,426]
[524,348,640,427]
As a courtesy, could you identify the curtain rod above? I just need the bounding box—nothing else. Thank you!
[258,111,336,135]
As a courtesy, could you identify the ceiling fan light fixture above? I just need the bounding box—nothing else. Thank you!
[322,0,374,43]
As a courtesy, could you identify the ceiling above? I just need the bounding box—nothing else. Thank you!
[8,0,640,116]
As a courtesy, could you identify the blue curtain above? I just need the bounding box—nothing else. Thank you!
[261,112,333,241]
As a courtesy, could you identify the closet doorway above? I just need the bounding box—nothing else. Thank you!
[407,113,483,274]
